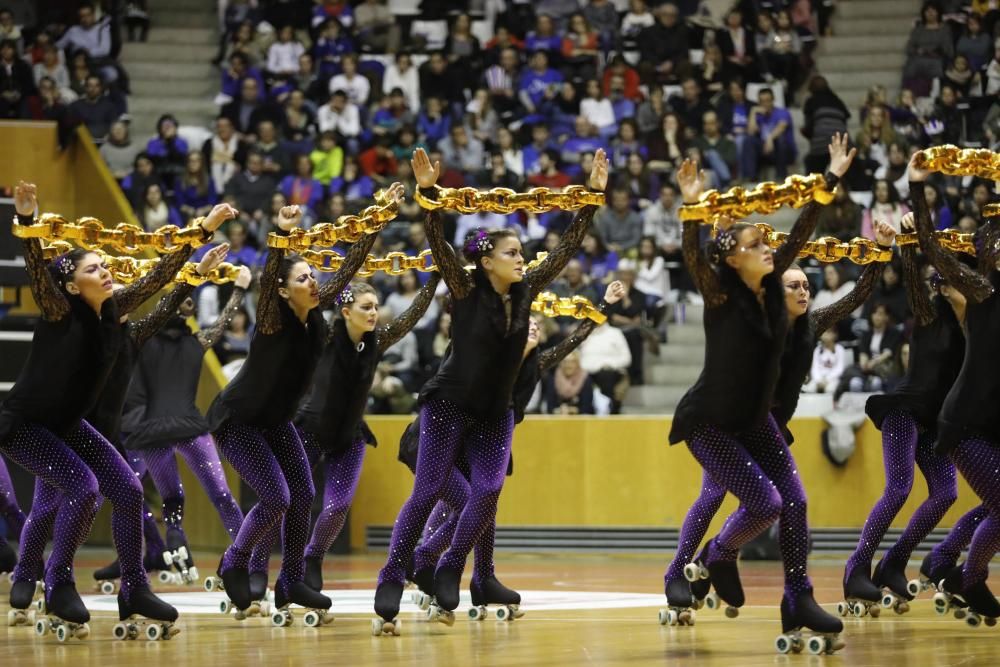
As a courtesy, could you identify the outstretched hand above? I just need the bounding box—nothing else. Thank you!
[203,203,239,233]
[589,148,609,191]
[196,243,230,275]
[827,132,857,178]
[604,280,625,304]
[276,205,303,232]
[907,152,930,182]
[411,148,441,189]
[873,219,897,247]
[234,265,252,289]
[900,211,915,232]
[14,180,37,217]
[677,158,705,204]
[383,181,405,206]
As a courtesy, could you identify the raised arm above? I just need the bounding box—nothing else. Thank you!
[257,206,300,336]
[377,273,441,354]
[131,283,195,347]
[412,149,473,299]
[897,213,935,327]
[198,265,251,349]
[13,182,68,321]
[526,149,608,295]
[677,159,723,306]
[774,133,855,275]
[908,156,992,303]
[539,281,625,371]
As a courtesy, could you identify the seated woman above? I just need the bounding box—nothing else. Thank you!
[544,352,595,415]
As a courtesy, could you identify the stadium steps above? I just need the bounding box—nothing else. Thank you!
[120,1,220,137]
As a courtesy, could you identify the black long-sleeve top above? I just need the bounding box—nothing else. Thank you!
[669,173,837,445]
[207,227,378,431]
[296,273,440,455]
[910,181,1000,452]
[417,189,598,420]
[773,260,885,443]
[125,287,246,450]
[0,212,200,440]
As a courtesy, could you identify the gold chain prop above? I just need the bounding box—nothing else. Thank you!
[914,146,1000,180]
[14,213,211,254]
[41,243,240,286]
[680,174,835,223]
[301,250,549,277]
[531,292,607,325]
[267,194,399,251]
[414,185,604,214]
[897,230,977,255]
[753,223,893,264]
[985,203,999,219]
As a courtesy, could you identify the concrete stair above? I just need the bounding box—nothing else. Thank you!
[120,1,219,137]
[813,0,920,122]
[623,304,704,415]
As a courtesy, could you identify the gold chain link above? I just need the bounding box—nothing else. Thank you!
[531,292,607,324]
[680,174,835,223]
[414,185,604,214]
[40,243,241,286]
[266,193,399,252]
[14,213,212,254]
[896,229,977,255]
[914,145,1000,180]
[300,250,549,277]
[754,223,893,264]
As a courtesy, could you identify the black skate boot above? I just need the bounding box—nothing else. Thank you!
[0,540,16,573]
[8,578,45,627]
[218,556,251,612]
[909,552,955,597]
[659,578,697,626]
[433,566,461,612]
[469,575,522,621]
[34,582,91,641]
[689,573,711,606]
[94,559,122,595]
[775,588,845,655]
[873,558,912,614]
[409,566,435,610]
[372,580,404,636]
[958,578,1000,628]
[686,540,742,616]
[113,585,179,641]
[839,562,882,618]
[935,565,973,621]
[304,556,324,592]
[270,578,332,628]
[249,571,269,602]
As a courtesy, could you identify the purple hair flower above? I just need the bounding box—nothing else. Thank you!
[464,229,494,256]
[335,287,355,307]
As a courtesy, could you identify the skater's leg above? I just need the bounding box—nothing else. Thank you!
[216,422,289,571]
[414,469,469,572]
[931,504,989,570]
[265,422,314,586]
[176,434,243,539]
[12,479,61,583]
[378,400,470,586]
[883,434,958,567]
[665,469,727,582]
[305,438,366,559]
[123,449,167,558]
[951,436,1000,587]
[142,445,185,534]
[0,457,26,537]
[962,515,1000,588]
[845,411,918,575]
[250,524,279,577]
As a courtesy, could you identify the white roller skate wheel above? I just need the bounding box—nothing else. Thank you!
[6,610,17,627]
[667,609,679,626]
[657,608,669,625]
[158,570,173,584]
[966,614,981,628]
[371,618,382,636]
[303,611,320,627]
[426,607,437,622]
[836,602,847,617]
[219,599,232,614]
[178,546,189,561]
[188,566,200,582]
[806,636,827,655]
[849,601,864,617]
[933,593,948,614]
[204,578,216,592]
[469,606,482,621]
[881,593,894,608]
[112,622,126,640]
[724,606,739,619]
[34,618,49,636]
[683,563,700,583]
[56,624,68,642]
[705,592,719,610]
[100,581,116,595]
[146,624,162,641]
[76,623,90,640]
[162,551,173,568]
[907,580,921,597]
[775,634,793,654]
[496,607,510,621]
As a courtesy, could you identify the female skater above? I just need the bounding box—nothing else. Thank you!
[909,157,1000,624]
[0,182,231,635]
[402,281,626,617]
[844,210,968,615]
[669,134,855,651]
[126,264,251,580]
[372,148,608,633]
[208,186,401,617]
[0,458,25,575]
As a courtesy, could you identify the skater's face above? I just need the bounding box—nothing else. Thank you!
[64,252,114,305]
[783,268,810,319]
[278,261,319,311]
[525,318,540,355]
[481,236,525,286]
[342,291,379,333]
[724,226,774,277]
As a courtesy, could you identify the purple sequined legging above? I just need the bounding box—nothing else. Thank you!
[216,421,314,587]
[0,421,148,598]
[686,414,812,597]
[950,437,1000,588]
[846,410,958,578]
[927,504,990,574]
[302,434,366,561]
[141,434,243,545]
[379,400,513,586]
[664,469,727,584]
[13,446,167,583]
[0,457,26,550]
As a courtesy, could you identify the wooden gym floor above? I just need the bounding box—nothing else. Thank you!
[1,549,998,666]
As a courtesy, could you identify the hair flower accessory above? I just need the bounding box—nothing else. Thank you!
[715,229,737,253]
[465,229,494,256]
[336,287,355,307]
[57,256,76,276]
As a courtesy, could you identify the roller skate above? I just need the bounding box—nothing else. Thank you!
[409,566,435,611]
[247,571,272,617]
[159,528,199,586]
[838,563,882,618]
[935,566,994,626]
[873,558,912,615]
[7,579,44,627]
[689,572,712,611]
[427,567,458,626]
[684,541,740,618]
[270,578,333,628]
[952,576,1000,628]
[210,557,252,619]
[34,582,91,643]
[94,559,122,595]
[774,588,845,655]
[658,578,696,626]
[112,584,179,641]
[469,575,523,621]
[304,556,324,592]
[908,552,954,598]
[0,541,16,581]
[371,580,403,636]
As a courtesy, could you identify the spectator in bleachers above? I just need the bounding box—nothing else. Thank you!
[282,88,318,149]
[69,74,118,140]
[903,1,954,97]
[607,258,647,385]
[328,53,370,106]
[444,13,482,94]
[855,104,896,171]
[439,123,485,174]
[465,88,500,146]
[221,52,263,103]
[452,209,511,247]
[279,153,324,216]
[146,114,189,186]
[561,13,600,84]
[889,88,925,145]
[519,50,563,118]
[552,259,600,304]
[203,116,243,194]
[358,138,399,187]
[0,38,33,118]
[815,184,862,240]
[249,118,291,178]
[215,305,252,366]
[330,156,375,204]
[635,84,667,136]
[317,89,361,141]
[718,8,759,84]
[121,152,163,210]
[643,182,682,258]
[802,75,850,174]
[958,179,993,222]
[742,87,795,180]
[313,0,353,30]
[635,236,669,310]
[527,148,571,188]
[544,352,595,414]
[578,317,631,413]
[383,52,420,113]
[219,219,261,267]
[222,20,266,67]
[138,183,182,230]
[637,2,690,85]
[224,151,276,221]
[840,302,903,395]
[646,111,687,174]
[419,51,462,107]
[391,123,425,162]
[522,123,554,176]
[694,110,738,187]
[67,51,90,98]
[429,147,465,188]
[492,126,522,176]
[578,228,621,282]
[562,115,605,164]
[943,53,981,97]
[551,81,581,138]
[214,0,259,64]
[0,7,21,50]
[222,76,282,137]
[32,44,70,98]
[611,118,646,170]
[313,19,354,78]
[483,25,524,64]
[480,152,523,190]
[56,3,118,84]
[923,182,954,230]
[620,152,658,210]
[862,179,909,237]
[372,87,414,137]
[931,84,963,145]
[764,10,804,97]
[175,151,219,221]
[671,77,712,136]
[862,260,911,325]
[386,270,440,332]
[100,120,142,182]
[621,0,655,40]
[697,44,726,97]
[483,47,521,119]
[416,95,450,148]
[985,40,1000,96]
[583,0,619,47]
[601,55,642,103]
[525,14,563,58]
[802,329,847,394]
[580,78,615,138]
[354,0,401,54]
[607,73,637,123]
